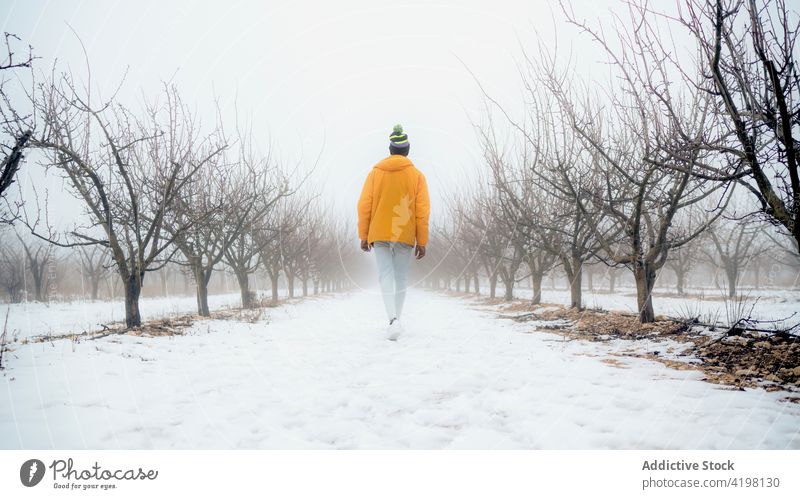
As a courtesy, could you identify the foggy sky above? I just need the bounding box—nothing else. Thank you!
[2,0,629,228]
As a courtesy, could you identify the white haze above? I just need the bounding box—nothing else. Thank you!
[3,0,645,229]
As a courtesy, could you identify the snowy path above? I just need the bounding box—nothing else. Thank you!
[1,290,799,449]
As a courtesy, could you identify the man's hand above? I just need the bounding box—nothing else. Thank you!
[415,245,426,260]
[360,240,372,252]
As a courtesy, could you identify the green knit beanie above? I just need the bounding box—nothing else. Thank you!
[389,124,409,148]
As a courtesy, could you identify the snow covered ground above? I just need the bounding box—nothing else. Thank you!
[2,291,278,341]
[1,289,799,449]
[3,285,797,342]
[514,286,800,324]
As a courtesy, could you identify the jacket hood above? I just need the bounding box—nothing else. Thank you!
[374,155,413,172]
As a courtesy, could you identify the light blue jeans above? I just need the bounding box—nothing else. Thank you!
[373,241,413,321]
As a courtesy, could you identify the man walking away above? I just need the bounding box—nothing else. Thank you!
[358,124,430,341]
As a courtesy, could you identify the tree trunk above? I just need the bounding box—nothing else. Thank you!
[608,269,616,293]
[725,263,738,298]
[503,279,513,301]
[286,272,295,298]
[568,269,582,310]
[633,262,656,323]
[587,268,594,291]
[196,271,211,317]
[564,255,583,310]
[302,277,308,297]
[270,273,279,303]
[531,270,543,305]
[192,259,211,317]
[90,277,100,301]
[235,269,253,308]
[124,273,143,327]
[196,280,210,316]
[31,265,44,302]
[489,273,498,298]
[753,263,760,290]
[675,269,685,295]
[159,269,169,297]
[473,273,480,295]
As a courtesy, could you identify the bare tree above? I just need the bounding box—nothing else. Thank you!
[155,263,178,297]
[665,240,701,295]
[223,140,295,308]
[675,0,800,252]
[257,198,297,304]
[765,227,800,271]
[0,233,25,302]
[309,216,353,295]
[280,219,304,300]
[167,126,285,315]
[479,98,605,309]
[703,218,767,297]
[9,70,226,326]
[77,244,110,300]
[17,233,54,302]
[166,153,228,315]
[324,219,361,292]
[294,202,324,297]
[0,33,34,225]
[478,141,527,301]
[433,216,482,295]
[454,187,512,299]
[526,249,558,304]
[605,266,622,293]
[554,91,723,322]
[525,2,732,322]
[489,129,559,304]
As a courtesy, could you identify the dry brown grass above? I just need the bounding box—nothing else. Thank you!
[477,294,800,399]
[18,292,344,345]
[129,317,196,337]
[600,358,630,369]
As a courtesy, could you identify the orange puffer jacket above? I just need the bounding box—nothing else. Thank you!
[357,155,430,247]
